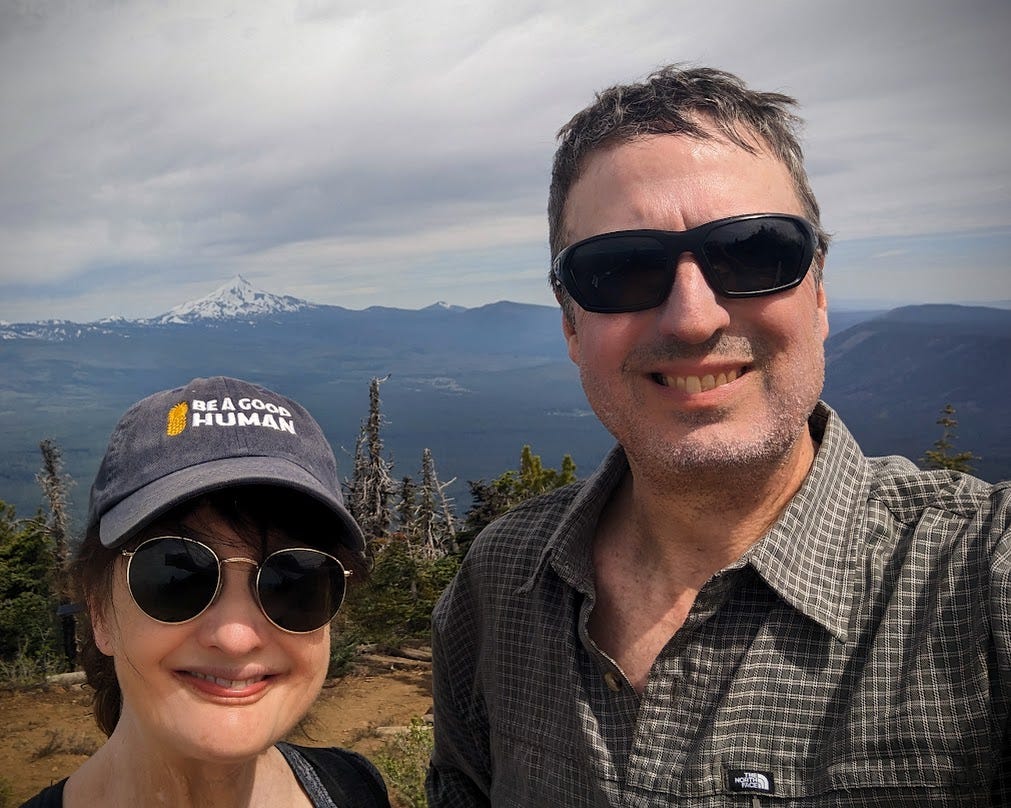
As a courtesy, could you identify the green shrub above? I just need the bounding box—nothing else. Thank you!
[0,634,62,687]
[328,622,366,677]
[0,592,59,661]
[375,717,433,808]
[0,502,62,668]
[345,540,459,647]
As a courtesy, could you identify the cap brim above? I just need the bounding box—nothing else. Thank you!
[98,456,365,553]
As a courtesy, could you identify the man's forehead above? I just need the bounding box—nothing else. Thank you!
[561,130,796,240]
[590,119,775,171]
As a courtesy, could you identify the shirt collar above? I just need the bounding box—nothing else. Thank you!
[521,443,628,595]
[522,402,871,644]
[744,402,872,642]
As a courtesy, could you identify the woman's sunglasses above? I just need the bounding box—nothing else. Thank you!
[122,536,350,634]
[552,213,818,313]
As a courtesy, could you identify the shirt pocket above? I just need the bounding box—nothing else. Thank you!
[488,728,610,808]
[715,752,994,805]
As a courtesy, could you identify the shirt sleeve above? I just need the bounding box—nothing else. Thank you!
[425,572,492,808]
[988,485,1011,801]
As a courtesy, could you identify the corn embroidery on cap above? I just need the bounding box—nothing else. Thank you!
[166,402,188,436]
[87,376,365,552]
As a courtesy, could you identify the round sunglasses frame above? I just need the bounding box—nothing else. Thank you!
[552,213,818,313]
[121,535,351,634]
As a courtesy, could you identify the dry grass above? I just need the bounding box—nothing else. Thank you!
[0,776,13,808]
[31,729,100,760]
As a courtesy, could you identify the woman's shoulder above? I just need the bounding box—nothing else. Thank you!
[18,778,67,808]
[278,742,391,807]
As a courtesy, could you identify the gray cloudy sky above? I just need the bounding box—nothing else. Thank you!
[1,0,1009,322]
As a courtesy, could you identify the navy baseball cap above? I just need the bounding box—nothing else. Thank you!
[87,376,364,552]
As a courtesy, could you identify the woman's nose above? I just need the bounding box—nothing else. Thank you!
[194,561,270,654]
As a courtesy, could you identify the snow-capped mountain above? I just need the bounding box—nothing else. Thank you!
[0,276,317,340]
[151,275,313,324]
[0,319,117,341]
[425,300,467,312]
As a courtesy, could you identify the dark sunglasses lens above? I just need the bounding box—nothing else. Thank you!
[703,218,810,294]
[128,538,219,623]
[567,236,670,312]
[257,550,345,633]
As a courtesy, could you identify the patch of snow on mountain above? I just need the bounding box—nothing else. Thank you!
[0,321,116,342]
[424,300,466,312]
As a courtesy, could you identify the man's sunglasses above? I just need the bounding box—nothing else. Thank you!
[552,213,817,313]
[122,536,350,634]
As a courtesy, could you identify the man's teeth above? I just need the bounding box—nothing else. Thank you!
[656,368,741,392]
[189,671,263,689]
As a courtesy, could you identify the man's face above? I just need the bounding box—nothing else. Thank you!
[560,132,829,482]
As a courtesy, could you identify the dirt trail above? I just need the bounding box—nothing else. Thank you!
[0,662,432,806]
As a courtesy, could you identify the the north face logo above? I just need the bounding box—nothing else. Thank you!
[728,770,774,793]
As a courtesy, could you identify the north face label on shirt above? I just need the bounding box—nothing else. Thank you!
[727,770,775,793]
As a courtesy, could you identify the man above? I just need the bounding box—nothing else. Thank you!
[427,66,1010,807]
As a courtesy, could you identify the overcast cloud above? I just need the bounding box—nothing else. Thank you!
[1,0,1008,322]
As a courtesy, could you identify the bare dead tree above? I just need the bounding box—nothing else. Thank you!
[346,429,367,522]
[416,450,437,558]
[416,447,458,558]
[346,376,396,544]
[37,438,77,664]
[37,440,72,593]
[397,476,417,537]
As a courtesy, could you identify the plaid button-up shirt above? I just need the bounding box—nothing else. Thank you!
[427,403,1011,807]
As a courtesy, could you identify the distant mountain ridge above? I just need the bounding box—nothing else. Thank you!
[823,303,1010,482]
[1,278,1007,530]
[0,277,501,342]
[1,276,315,338]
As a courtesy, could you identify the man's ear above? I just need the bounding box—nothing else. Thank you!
[562,309,580,364]
[815,255,829,343]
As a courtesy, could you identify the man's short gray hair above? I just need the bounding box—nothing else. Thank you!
[548,65,830,310]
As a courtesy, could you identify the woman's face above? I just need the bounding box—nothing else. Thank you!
[92,501,331,763]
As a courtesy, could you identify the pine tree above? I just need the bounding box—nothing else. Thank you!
[345,376,395,544]
[397,476,417,537]
[36,439,77,665]
[921,404,977,473]
[416,453,436,556]
[414,448,457,558]
[36,439,72,587]
[463,445,577,537]
[0,501,61,668]
[433,454,458,553]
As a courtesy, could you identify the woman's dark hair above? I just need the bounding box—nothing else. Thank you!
[75,485,366,736]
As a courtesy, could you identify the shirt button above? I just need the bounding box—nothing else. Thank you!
[603,671,622,692]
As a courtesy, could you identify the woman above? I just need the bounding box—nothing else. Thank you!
[21,376,390,807]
